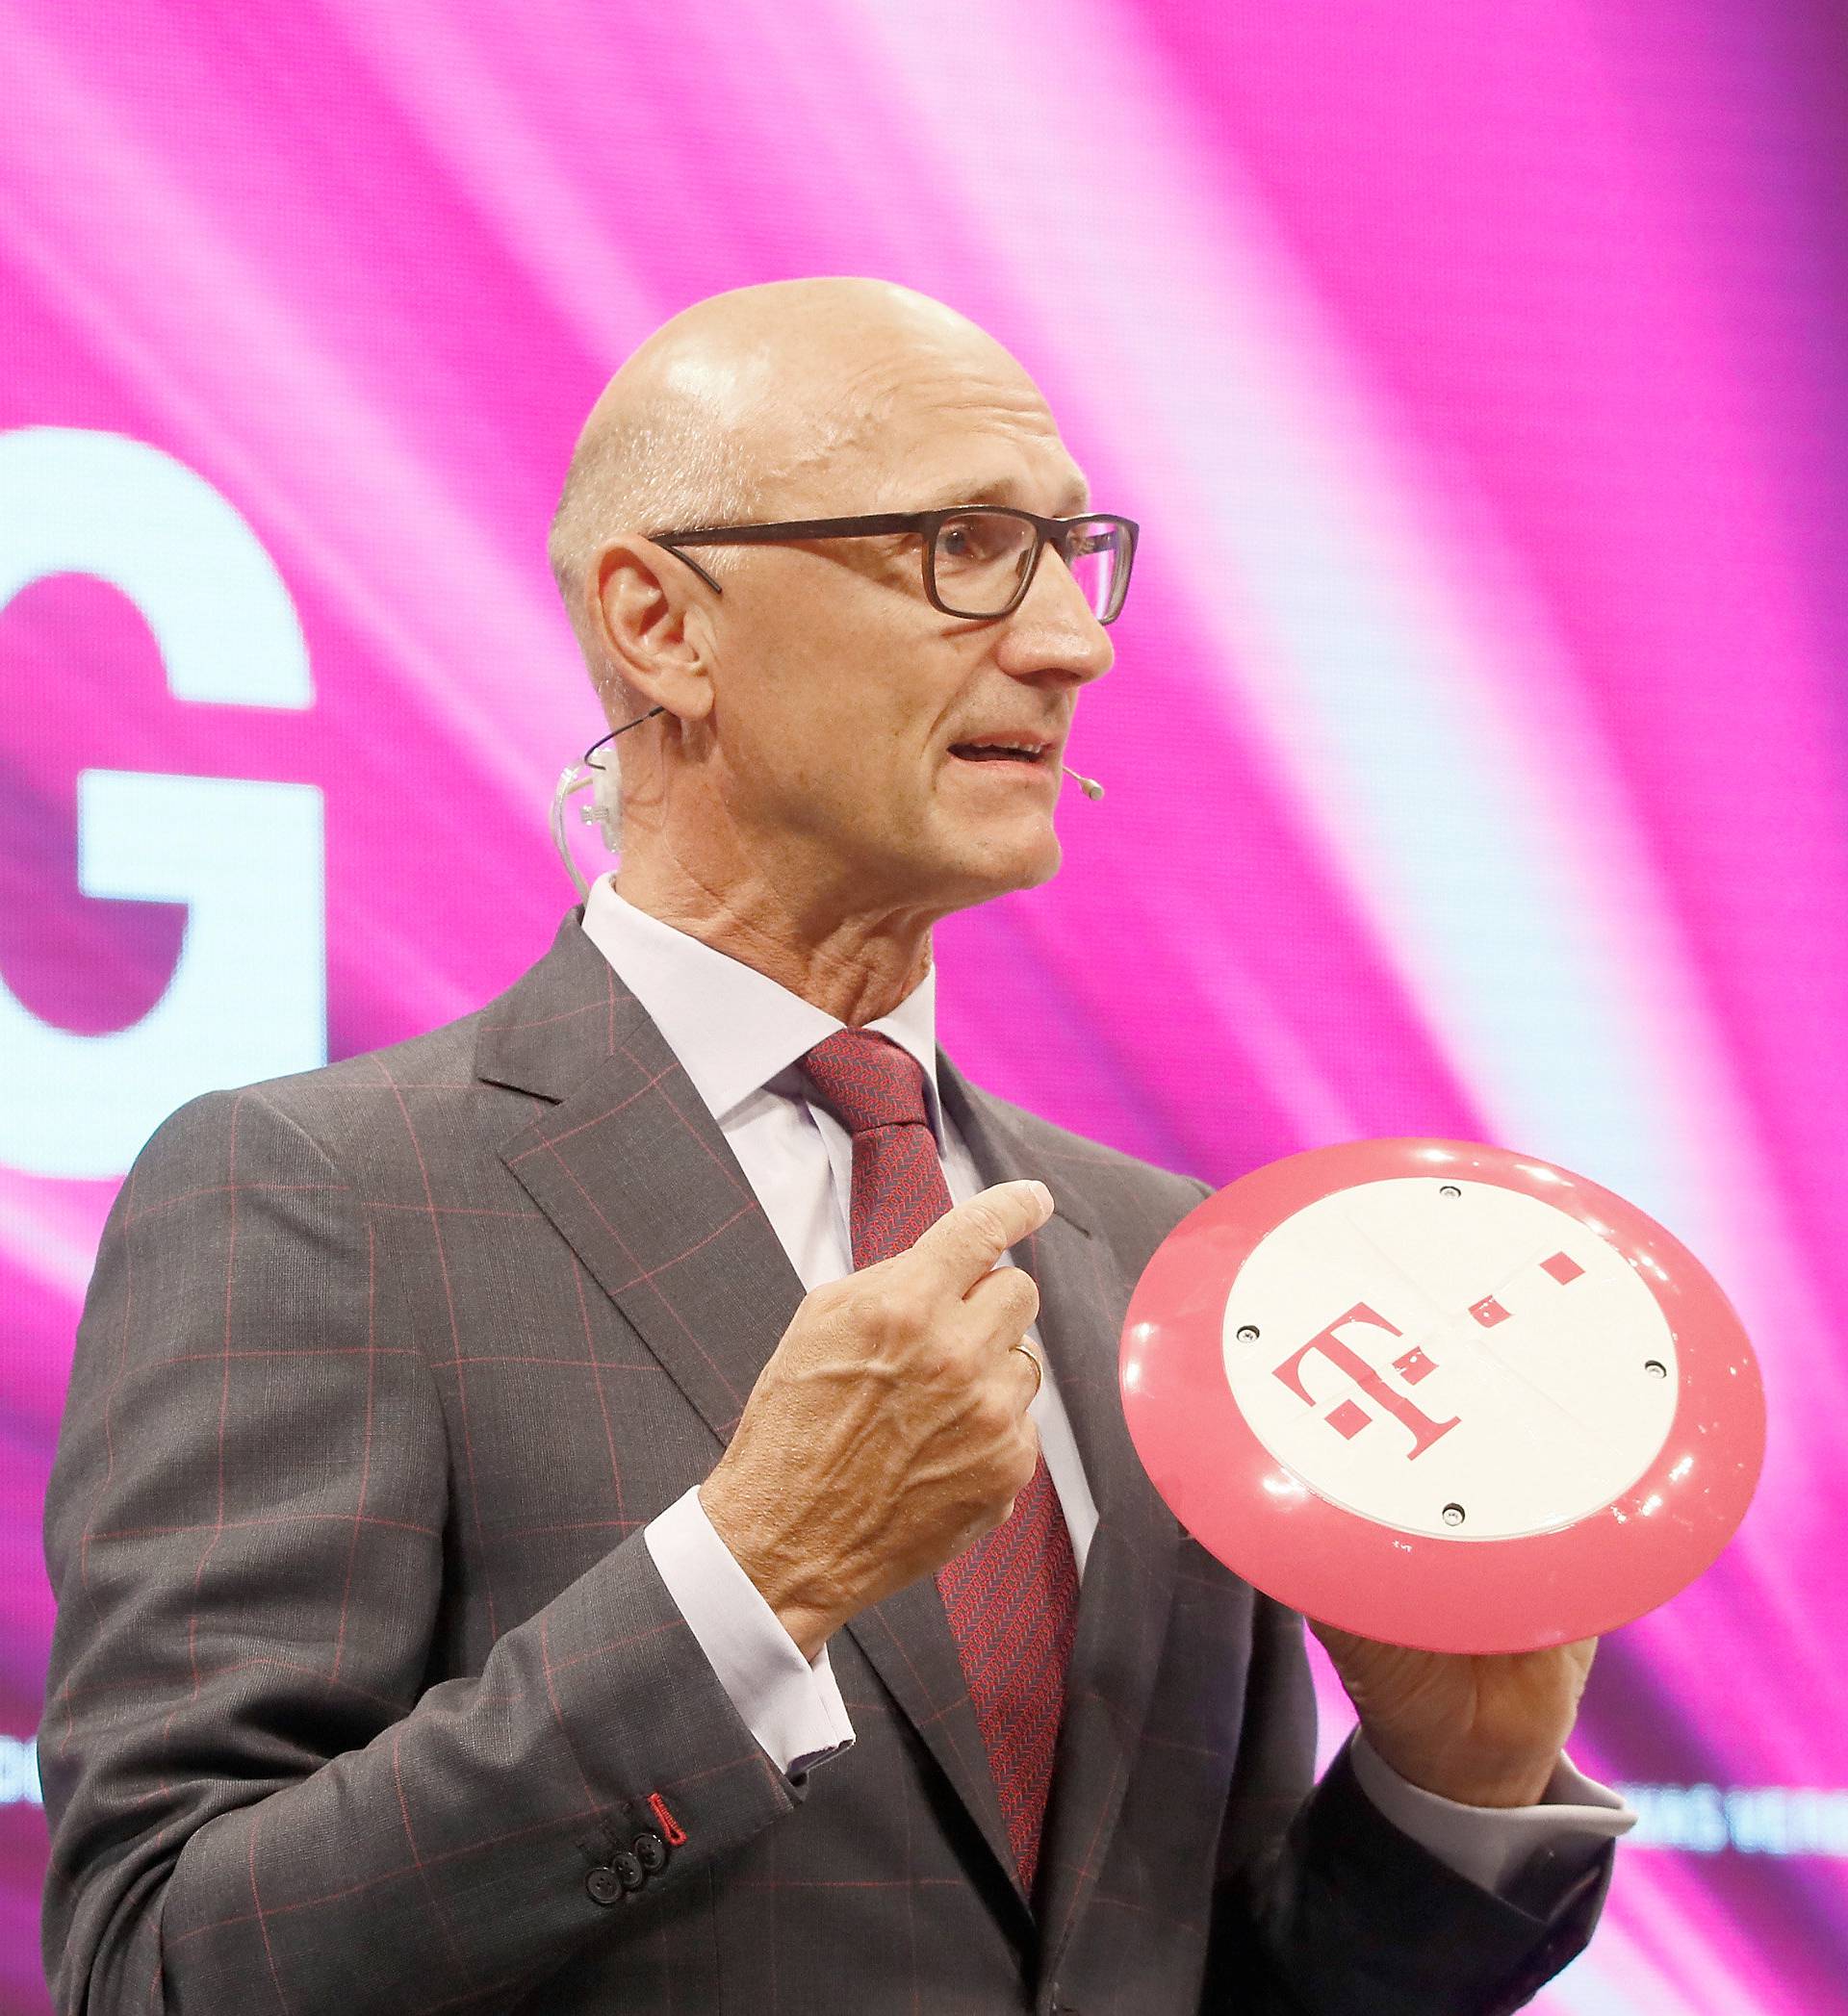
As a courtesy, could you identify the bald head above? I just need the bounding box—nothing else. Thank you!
[548,278,1046,679]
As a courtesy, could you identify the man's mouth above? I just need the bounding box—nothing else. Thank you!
[947,735,1054,768]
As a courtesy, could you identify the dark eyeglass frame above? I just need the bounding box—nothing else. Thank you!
[644,505,1141,625]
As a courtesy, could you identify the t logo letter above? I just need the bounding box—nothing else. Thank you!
[1272,1303,1462,1460]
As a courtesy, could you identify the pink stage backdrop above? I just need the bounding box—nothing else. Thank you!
[4,2,1846,2007]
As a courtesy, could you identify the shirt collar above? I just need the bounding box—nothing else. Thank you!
[579,876,943,1135]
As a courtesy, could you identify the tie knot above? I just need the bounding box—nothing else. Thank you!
[800,1029,933,1136]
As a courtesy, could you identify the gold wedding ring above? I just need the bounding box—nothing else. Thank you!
[1010,1340,1043,1397]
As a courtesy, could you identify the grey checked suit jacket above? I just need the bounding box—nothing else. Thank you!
[40,912,1608,2014]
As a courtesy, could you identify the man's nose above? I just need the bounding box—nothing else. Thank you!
[995,547,1115,687]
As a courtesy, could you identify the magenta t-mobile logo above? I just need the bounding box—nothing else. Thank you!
[1270,1251,1587,1461]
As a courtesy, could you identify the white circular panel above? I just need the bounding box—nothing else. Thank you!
[1220,1178,1678,1540]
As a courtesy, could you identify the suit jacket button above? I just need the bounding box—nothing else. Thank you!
[611,1848,647,1891]
[585,1866,622,1906]
[633,1831,669,1875]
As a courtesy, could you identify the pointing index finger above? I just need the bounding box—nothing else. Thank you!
[908,1181,1055,1292]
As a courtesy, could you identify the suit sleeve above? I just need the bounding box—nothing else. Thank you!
[39,1087,800,2015]
[1201,1591,1613,2016]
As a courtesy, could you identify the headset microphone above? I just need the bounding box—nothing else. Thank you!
[1064,766,1105,802]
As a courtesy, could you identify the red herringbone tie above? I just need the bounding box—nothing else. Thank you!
[801,1028,1078,1892]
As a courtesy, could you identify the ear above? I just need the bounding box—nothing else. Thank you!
[587,534,716,727]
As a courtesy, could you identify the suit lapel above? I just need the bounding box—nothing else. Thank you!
[481,917,802,1448]
[840,1585,1027,1910]
[476,920,1033,1908]
[940,1062,1181,1963]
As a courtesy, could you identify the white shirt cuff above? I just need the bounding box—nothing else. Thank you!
[1349,1730,1636,1901]
[644,1485,857,1778]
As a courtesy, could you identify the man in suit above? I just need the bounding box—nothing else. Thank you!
[40,277,1630,2014]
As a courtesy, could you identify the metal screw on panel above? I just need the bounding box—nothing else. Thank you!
[1442,1503,1466,1526]
[1236,1324,1260,1343]
[1438,1184,1462,1199]
[1644,1359,1667,1378]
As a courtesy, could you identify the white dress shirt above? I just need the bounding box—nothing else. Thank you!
[581,878,1633,1898]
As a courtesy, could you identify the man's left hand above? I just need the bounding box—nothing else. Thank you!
[1310,1623,1599,1808]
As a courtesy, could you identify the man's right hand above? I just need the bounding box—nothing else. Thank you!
[698,1178,1055,1661]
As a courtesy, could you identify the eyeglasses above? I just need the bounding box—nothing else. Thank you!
[644,506,1140,625]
